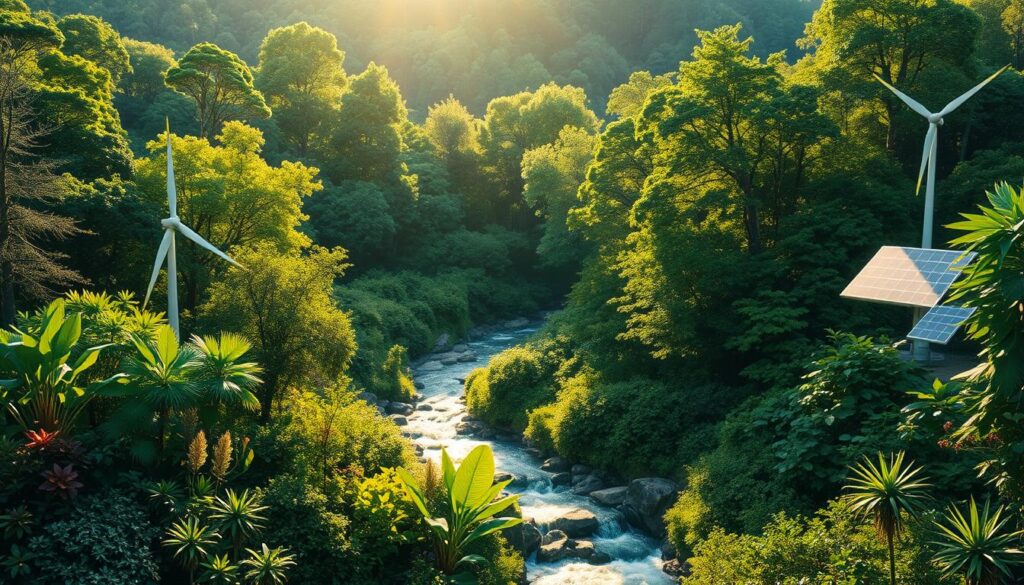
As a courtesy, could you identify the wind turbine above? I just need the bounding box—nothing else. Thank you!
[144,121,241,337]
[874,65,1009,248]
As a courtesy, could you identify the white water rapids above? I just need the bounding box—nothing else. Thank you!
[408,325,674,584]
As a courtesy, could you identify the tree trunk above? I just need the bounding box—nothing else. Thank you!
[885,102,898,153]
[259,371,278,424]
[0,261,14,327]
[887,532,896,585]
[743,202,762,255]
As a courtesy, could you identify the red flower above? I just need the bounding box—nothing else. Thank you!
[38,464,83,500]
[24,429,59,450]
[942,421,953,432]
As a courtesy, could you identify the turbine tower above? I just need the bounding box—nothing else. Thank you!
[144,121,241,337]
[874,65,1008,248]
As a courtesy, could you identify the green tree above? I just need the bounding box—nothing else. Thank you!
[522,126,596,267]
[1004,0,1024,69]
[135,122,320,310]
[843,452,931,585]
[801,0,980,150]
[165,42,271,139]
[256,22,346,157]
[605,70,673,119]
[56,13,130,85]
[199,243,356,422]
[121,38,174,101]
[479,82,600,227]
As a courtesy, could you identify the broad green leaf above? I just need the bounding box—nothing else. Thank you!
[451,444,495,509]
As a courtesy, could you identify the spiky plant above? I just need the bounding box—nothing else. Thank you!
[843,451,931,585]
[933,497,1024,585]
[163,516,219,585]
[199,553,239,585]
[242,543,295,585]
[208,489,267,555]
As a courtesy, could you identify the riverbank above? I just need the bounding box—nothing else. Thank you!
[403,321,676,584]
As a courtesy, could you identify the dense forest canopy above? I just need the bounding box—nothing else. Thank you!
[30,0,819,116]
[4,0,1024,584]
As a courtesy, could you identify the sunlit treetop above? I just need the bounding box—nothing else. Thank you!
[57,14,131,85]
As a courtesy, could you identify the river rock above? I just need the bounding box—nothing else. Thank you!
[662,559,690,578]
[452,343,470,352]
[420,360,444,371]
[590,551,613,565]
[432,334,449,351]
[571,464,592,476]
[416,403,433,411]
[414,381,425,390]
[621,478,679,537]
[440,356,459,366]
[357,391,378,404]
[549,508,599,538]
[571,474,604,496]
[457,352,477,363]
[476,426,496,439]
[494,471,515,484]
[541,456,570,472]
[504,318,530,329]
[504,519,541,556]
[455,421,479,435]
[386,402,414,416]
[389,415,408,426]
[510,474,529,488]
[550,472,571,486]
[536,530,595,563]
[589,486,628,507]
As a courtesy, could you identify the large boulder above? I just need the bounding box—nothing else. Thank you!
[386,402,414,416]
[571,474,604,496]
[504,519,541,556]
[452,343,470,353]
[621,478,679,536]
[541,457,570,472]
[550,472,571,487]
[589,486,628,507]
[536,530,595,563]
[548,508,599,538]
[420,360,444,371]
[389,415,408,427]
[432,334,449,351]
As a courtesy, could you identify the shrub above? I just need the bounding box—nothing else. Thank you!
[346,468,424,578]
[466,341,566,430]
[260,474,353,585]
[525,371,729,477]
[271,388,414,485]
[28,489,159,585]
[681,500,952,585]
[377,345,416,402]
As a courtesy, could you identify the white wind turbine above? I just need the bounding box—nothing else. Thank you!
[874,65,1009,248]
[144,121,241,337]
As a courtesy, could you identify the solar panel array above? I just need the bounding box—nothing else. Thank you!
[840,246,976,308]
[907,305,977,345]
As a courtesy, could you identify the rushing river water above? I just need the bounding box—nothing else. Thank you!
[408,324,674,585]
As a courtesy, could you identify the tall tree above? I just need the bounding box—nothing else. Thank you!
[801,0,980,150]
[135,122,320,311]
[256,22,346,157]
[0,36,81,325]
[56,13,130,86]
[642,24,833,254]
[1004,0,1024,69]
[165,42,270,140]
[200,243,356,422]
[479,83,600,227]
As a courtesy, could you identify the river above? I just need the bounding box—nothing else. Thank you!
[408,323,675,585]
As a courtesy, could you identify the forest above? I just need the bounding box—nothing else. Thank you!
[3,0,1024,583]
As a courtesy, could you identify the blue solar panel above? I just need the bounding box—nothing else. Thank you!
[907,305,977,345]
[841,246,976,308]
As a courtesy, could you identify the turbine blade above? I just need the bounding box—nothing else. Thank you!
[916,124,937,196]
[938,65,1010,118]
[174,222,242,268]
[143,230,173,307]
[873,73,932,118]
[166,118,177,217]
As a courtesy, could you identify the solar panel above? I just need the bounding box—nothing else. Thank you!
[907,305,977,344]
[840,246,976,308]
